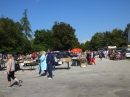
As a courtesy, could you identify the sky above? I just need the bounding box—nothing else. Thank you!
[0,0,130,43]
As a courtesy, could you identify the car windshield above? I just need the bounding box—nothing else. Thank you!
[127,50,130,53]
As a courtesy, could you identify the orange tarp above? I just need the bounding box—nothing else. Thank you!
[70,48,82,52]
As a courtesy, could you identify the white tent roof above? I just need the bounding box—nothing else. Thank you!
[108,46,116,49]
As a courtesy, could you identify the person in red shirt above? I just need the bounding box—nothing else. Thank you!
[31,52,36,60]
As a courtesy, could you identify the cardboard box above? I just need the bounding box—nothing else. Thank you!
[60,58,72,62]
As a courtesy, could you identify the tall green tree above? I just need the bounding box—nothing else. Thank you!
[79,43,85,51]
[90,32,104,50]
[33,29,53,51]
[52,22,79,50]
[71,37,80,49]
[0,17,31,53]
[20,9,32,39]
[84,40,90,50]
[110,29,125,47]
[122,23,130,45]
[103,31,112,46]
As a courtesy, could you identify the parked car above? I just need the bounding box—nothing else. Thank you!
[117,50,123,53]
[69,52,79,57]
[54,51,68,59]
[126,48,130,58]
[59,51,68,58]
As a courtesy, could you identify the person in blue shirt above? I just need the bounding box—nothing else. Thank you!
[36,51,47,77]
[46,49,53,79]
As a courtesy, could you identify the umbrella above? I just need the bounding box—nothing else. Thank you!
[70,48,82,52]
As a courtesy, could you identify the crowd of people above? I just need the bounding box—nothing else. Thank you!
[98,49,126,60]
[3,48,55,88]
[85,50,96,65]
[75,49,127,66]
[1,48,128,88]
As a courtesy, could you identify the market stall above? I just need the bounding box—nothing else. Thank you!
[59,58,72,69]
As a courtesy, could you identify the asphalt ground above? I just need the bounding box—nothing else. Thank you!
[0,58,130,97]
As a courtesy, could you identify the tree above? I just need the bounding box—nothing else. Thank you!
[71,37,80,49]
[110,29,125,47]
[90,32,104,50]
[79,43,85,51]
[0,17,31,53]
[84,41,90,50]
[33,29,53,51]
[122,23,130,45]
[52,22,79,50]
[20,9,32,39]
[103,31,112,46]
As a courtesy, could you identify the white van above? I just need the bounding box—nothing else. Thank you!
[126,48,130,58]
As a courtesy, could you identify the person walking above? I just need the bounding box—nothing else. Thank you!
[52,53,56,70]
[6,53,22,88]
[36,51,47,77]
[86,50,90,64]
[46,49,53,79]
[99,52,102,60]
[90,51,96,65]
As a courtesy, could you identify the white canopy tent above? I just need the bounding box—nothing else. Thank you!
[108,46,116,50]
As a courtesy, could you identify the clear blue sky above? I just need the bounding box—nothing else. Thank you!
[0,0,130,43]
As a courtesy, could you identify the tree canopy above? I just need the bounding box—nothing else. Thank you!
[0,17,31,54]
[52,22,79,50]
[20,9,32,39]
[33,29,53,51]
[88,29,127,50]
[0,10,130,53]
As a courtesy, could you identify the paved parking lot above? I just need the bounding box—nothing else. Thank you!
[0,58,130,97]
